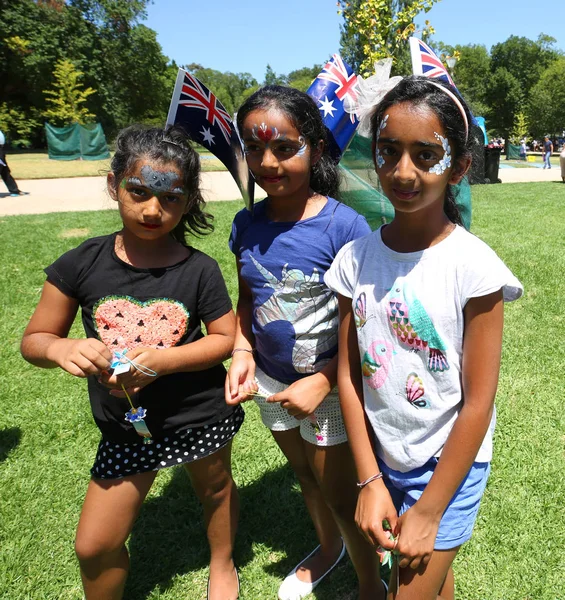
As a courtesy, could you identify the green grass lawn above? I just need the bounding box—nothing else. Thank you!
[1,183,564,599]
[8,151,226,180]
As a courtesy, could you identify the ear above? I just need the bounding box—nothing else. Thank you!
[310,140,324,166]
[449,157,472,185]
[107,172,118,200]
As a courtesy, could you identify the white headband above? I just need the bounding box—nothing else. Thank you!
[352,59,469,141]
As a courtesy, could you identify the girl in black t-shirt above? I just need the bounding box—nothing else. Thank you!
[21,126,242,600]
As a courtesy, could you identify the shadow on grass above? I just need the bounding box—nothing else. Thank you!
[0,427,21,463]
[125,462,323,599]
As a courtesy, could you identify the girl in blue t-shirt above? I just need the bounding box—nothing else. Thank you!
[21,126,241,600]
[226,86,382,600]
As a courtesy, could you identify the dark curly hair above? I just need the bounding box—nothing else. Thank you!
[110,124,213,242]
[370,76,474,226]
[236,85,340,198]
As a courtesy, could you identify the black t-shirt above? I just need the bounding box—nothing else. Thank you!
[45,233,234,442]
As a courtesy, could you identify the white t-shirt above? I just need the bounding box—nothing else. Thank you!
[325,225,523,472]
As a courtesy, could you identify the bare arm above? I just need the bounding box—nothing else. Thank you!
[396,289,504,569]
[21,281,112,376]
[337,293,398,548]
[225,259,258,403]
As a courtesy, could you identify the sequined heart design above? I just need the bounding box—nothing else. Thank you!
[93,296,189,350]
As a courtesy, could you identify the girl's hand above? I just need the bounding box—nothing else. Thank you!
[355,480,399,549]
[225,351,258,404]
[48,338,112,378]
[267,373,331,420]
[394,502,441,570]
[99,347,163,396]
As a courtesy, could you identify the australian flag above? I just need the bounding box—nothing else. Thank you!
[307,54,360,162]
[167,68,254,210]
[409,37,454,86]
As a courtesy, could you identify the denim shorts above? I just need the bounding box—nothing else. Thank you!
[378,457,491,550]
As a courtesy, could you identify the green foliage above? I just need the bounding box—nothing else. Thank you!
[264,64,286,86]
[484,67,522,139]
[528,57,565,137]
[437,43,491,116]
[0,103,41,148]
[509,112,529,145]
[43,59,96,126]
[186,65,258,116]
[337,0,439,76]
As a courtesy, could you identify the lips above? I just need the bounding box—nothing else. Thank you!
[259,176,283,184]
[393,188,419,200]
[141,223,160,229]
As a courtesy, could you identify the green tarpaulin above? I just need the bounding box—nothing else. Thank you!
[45,122,110,161]
[338,134,472,231]
[506,144,525,160]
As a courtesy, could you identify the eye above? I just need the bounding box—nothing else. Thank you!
[419,150,437,162]
[129,186,149,199]
[162,194,181,204]
[380,146,396,157]
[244,143,261,154]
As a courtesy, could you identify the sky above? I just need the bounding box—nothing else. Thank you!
[144,0,564,82]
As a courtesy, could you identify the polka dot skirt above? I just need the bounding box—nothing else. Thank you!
[90,406,244,480]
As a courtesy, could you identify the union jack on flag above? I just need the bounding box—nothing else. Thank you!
[307,54,360,161]
[167,68,254,209]
[409,37,454,86]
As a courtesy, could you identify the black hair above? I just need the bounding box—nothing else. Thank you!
[236,85,340,198]
[370,76,474,226]
[110,124,213,242]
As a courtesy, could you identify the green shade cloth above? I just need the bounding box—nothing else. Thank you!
[506,144,525,160]
[45,122,110,161]
[338,134,472,231]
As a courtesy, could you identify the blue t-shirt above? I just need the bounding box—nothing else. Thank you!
[229,197,371,383]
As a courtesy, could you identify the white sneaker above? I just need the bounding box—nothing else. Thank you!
[277,540,346,600]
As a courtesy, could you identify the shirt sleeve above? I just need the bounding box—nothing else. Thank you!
[347,214,372,242]
[196,258,233,323]
[44,247,82,298]
[228,207,252,257]
[459,234,523,305]
[324,240,358,299]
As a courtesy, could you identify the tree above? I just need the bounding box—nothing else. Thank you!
[528,58,565,137]
[287,65,323,92]
[490,34,560,98]
[484,67,522,140]
[187,66,258,115]
[509,112,529,145]
[264,64,286,86]
[337,0,439,76]
[436,43,491,116]
[43,59,96,125]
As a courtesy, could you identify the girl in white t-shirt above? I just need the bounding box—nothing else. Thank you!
[325,76,522,598]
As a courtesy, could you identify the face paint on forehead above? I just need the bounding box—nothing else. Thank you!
[428,132,452,175]
[252,122,286,143]
[295,136,307,157]
[374,114,389,169]
[138,164,183,194]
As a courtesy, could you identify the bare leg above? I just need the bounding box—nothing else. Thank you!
[305,441,385,600]
[272,429,344,583]
[184,441,239,600]
[390,547,459,600]
[75,470,157,600]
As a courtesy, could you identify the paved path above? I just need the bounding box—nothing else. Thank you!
[0,167,561,217]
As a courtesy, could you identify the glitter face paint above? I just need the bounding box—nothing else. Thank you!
[428,133,452,175]
[121,166,185,196]
[374,114,389,169]
[244,122,308,160]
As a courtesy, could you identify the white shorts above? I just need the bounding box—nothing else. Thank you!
[254,367,347,447]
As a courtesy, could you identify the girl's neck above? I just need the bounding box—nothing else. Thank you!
[382,210,455,253]
[266,188,327,222]
[115,229,189,268]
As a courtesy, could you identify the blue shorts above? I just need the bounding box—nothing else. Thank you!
[378,458,490,550]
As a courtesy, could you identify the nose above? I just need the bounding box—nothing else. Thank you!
[143,195,162,219]
[260,147,279,169]
[394,151,417,183]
